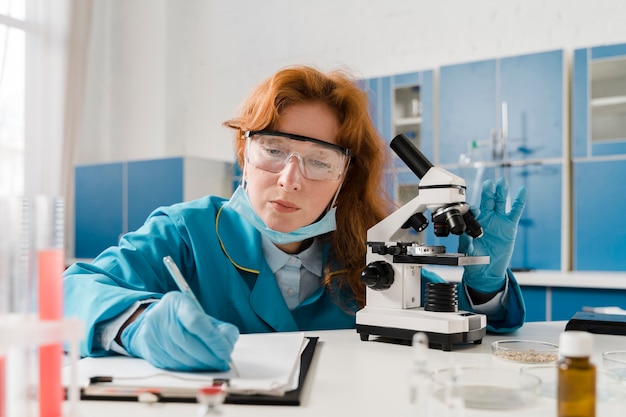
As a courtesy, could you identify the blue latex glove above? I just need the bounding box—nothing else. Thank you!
[120,291,239,371]
[458,177,527,293]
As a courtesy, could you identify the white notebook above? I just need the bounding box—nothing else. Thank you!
[65,331,307,398]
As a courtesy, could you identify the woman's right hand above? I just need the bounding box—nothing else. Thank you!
[119,291,239,371]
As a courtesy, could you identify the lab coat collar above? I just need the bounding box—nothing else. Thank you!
[215,201,265,273]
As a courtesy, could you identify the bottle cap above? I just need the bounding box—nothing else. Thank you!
[559,331,593,358]
[197,383,226,406]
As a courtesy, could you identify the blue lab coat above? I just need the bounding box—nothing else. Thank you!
[64,196,525,357]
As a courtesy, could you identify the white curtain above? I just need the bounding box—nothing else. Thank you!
[25,0,68,197]
[60,0,93,258]
[23,0,92,257]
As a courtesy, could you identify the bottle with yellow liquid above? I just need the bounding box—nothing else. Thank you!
[557,331,596,417]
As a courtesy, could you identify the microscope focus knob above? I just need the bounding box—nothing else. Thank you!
[361,261,394,291]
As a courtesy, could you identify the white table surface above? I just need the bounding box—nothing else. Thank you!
[66,321,626,417]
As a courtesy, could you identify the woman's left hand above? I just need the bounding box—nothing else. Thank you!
[459,177,527,293]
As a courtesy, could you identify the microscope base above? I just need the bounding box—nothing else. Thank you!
[355,306,487,351]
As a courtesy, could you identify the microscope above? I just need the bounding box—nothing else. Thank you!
[356,134,489,351]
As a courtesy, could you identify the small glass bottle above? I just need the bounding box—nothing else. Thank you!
[557,331,596,417]
[197,384,226,416]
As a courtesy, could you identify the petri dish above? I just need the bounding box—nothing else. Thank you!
[492,339,559,364]
[602,350,626,380]
[430,366,540,410]
[521,364,626,402]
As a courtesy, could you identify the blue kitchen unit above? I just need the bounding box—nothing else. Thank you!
[572,42,626,271]
[75,157,233,259]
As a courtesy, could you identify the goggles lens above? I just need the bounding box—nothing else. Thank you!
[245,131,349,181]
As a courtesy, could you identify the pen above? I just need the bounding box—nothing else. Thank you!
[163,255,204,311]
[162,256,240,377]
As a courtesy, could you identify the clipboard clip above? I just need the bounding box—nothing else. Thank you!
[84,376,229,403]
[85,376,164,403]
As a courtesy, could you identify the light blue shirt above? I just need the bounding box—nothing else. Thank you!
[261,236,323,310]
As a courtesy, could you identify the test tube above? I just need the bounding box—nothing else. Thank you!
[0,197,9,417]
[1,196,65,417]
[0,196,37,417]
[35,196,65,417]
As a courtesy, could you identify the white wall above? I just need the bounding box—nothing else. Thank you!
[77,0,626,166]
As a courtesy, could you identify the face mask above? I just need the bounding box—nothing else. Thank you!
[226,185,337,244]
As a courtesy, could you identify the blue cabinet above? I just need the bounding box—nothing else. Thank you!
[520,286,548,322]
[75,162,125,259]
[572,43,626,271]
[520,285,626,322]
[439,51,565,165]
[364,76,392,144]
[75,157,233,259]
[572,43,626,158]
[573,160,626,270]
[75,158,183,259]
[552,287,626,321]
[509,164,562,270]
[439,59,498,166]
[438,50,566,270]
[127,158,184,232]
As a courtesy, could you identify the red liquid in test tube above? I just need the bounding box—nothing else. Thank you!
[0,356,5,417]
[38,247,65,417]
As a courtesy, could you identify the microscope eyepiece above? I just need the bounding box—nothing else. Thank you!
[390,134,433,179]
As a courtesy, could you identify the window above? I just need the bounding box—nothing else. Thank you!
[0,0,73,199]
[0,0,26,195]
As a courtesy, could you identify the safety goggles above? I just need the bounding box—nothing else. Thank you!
[244,131,351,181]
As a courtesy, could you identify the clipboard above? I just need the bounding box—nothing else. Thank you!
[71,337,318,406]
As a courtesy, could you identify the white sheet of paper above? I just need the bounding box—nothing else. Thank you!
[66,331,307,396]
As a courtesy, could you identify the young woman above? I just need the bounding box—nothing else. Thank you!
[64,65,527,371]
